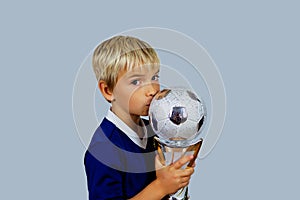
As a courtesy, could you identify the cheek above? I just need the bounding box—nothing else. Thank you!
[114,89,131,108]
[155,83,160,91]
[128,90,144,107]
[128,91,140,104]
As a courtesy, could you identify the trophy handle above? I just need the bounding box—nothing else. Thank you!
[154,136,167,166]
[186,138,203,167]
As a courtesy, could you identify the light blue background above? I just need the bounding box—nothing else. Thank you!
[1,1,299,199]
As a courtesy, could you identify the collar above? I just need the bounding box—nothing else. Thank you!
[106,109,148,149]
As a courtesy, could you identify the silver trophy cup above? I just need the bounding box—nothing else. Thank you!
[149,88,206,200]
[154,137,203,199]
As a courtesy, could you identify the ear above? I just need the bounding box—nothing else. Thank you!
[98,80,114,103]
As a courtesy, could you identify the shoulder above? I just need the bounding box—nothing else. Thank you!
[88,118,126,147]
[85,118,127,169]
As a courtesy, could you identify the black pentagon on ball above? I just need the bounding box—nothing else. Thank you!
[169,106,188,125]
[197,115,205,132]
[150,113,158,131]
[186,90,200,102]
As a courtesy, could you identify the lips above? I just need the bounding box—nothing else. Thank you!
[146,98,154,106]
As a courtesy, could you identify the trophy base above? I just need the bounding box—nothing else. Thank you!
[166,196,189,200]
[166,187,189,200]
[167,197,189,200]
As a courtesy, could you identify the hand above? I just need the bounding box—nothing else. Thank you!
[155,154,195,195]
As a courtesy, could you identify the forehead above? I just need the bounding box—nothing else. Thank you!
[119,63,160,78]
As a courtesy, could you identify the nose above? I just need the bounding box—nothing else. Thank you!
[146,82,159,97]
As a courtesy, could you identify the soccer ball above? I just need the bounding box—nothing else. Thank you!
[149,87,206,146]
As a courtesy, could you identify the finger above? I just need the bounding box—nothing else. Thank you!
[178,167,194,177]
[173,155,194,169]
[186,162,196,169]
[179,177,190,188]
[181,176,191,183]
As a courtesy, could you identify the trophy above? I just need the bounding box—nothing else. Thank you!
[149,88,206,200]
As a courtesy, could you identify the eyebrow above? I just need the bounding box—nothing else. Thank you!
[126,73,145,79]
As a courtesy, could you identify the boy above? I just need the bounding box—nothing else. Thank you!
[84,35,195,200]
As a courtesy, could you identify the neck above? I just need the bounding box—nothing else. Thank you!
[111,108,144,138]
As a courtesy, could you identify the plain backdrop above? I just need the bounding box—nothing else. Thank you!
[1,1,299,199]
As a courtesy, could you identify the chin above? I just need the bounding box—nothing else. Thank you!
[132,107,149,117]
[140,110,149,117]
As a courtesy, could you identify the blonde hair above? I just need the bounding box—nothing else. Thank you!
[92,35,160,91]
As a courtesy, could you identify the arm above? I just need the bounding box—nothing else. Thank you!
[84,149,125,200]
[129,155,195,200]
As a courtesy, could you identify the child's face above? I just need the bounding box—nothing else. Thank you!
[111,64,160,119]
